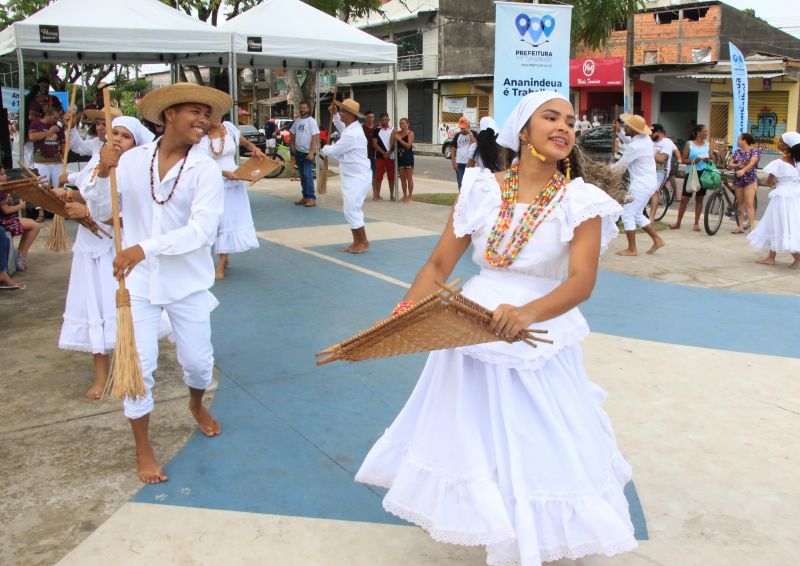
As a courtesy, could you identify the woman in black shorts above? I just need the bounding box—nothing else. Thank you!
[394,118,415,203]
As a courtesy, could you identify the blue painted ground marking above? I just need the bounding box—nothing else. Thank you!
[250,193,345,231]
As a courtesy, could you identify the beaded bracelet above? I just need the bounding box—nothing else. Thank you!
[391,300,415,317]
[84,206,91,220]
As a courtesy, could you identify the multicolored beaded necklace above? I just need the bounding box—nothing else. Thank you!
[149,139,191,205]
[485,162,568,268]
[208,123,226,156]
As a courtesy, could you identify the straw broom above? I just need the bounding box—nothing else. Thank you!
[317,87,337,195]
[100,89,146,400]
[45,83,78,252]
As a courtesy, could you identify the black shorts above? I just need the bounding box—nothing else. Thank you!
[683,170,707,197]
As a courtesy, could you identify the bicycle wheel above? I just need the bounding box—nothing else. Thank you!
[704,189,725,235]
[653,186,670,222]
[264,154,286,178]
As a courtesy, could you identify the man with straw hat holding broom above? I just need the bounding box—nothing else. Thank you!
[84,83,232,484]
[321,98,371,253]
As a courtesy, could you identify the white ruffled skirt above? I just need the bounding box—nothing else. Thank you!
[356,347,636,566]
[214,180,259,255]
[59,250,117,354]
[748,188,800,254]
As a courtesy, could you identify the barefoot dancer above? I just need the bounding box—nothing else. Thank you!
[611,114,665,256]
[84,84,232,483]
[748,132,800,269]
[57,117,154,400]
[321,99,371,254]
[201,119,261,280]
[356,92,637,566]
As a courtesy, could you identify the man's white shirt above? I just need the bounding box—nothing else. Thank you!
[322,113,371,181]
[653,136,678,173]
[290,116,320,153]
[610,133,658,194]
[83,141,223,304]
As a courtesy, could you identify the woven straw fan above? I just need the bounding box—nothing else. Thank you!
[3,169,111,239]
[316,279,553,366]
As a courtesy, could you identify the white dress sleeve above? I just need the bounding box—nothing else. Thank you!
[559,178,623,254]
[452,167,500,238]
[224,121,240,147]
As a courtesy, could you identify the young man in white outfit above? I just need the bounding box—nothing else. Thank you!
[84,83,232,484]
[649,123,681,223]
[322,98,372,253]
[611,113,665,256]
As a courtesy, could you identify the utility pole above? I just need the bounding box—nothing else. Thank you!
[623,0,635,114]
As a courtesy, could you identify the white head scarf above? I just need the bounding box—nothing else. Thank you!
[496,91,571,152]
[112,116,155,147]
[478,116,498,134]
[781,131,800,149]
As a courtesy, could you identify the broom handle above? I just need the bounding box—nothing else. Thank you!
[102,90,126,287]
[327,86,337,138]
[61,84,79,181]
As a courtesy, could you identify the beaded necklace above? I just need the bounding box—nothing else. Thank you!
[208,123,226,156]
[485,162,568,268]
[150,139,191,205]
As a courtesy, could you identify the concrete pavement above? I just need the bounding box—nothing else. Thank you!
[1,172,798,566]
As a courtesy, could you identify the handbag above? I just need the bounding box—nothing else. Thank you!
[700,161,722,190]
[685,164,700,194]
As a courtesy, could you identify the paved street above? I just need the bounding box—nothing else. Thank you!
[2,172,798,566]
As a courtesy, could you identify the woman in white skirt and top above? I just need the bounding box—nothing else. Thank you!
[57,117,155,399]
[355,91,637,566]
[748,131,800,269]
[201,119,262,280]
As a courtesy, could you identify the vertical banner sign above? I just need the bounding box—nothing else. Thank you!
[493,2,572,129]
[729,42,748,140]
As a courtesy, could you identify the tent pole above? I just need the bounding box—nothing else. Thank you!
[315,68,320,181]
[80,64,85,111]
[393,63,398,202]
[230,39,239,128]
[16,48,25,166]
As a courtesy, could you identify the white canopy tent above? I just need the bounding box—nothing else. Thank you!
[219,0,397,185]
[0,0,231,159]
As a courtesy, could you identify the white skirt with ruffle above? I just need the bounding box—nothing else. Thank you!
[214,180,259,255]
[748,189,800,254]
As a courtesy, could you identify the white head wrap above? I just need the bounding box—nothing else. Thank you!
[496,91,571,151]
[478,116,499,134]
[781,131,800,149]
[112,116,155,147]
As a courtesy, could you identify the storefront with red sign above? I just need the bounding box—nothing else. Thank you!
[570,57,652,126]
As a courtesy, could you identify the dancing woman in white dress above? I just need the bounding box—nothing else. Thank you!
[748,131,800,269]
[201,120,262,280]
[356,91,636,566]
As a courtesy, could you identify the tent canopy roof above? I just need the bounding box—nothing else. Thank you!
[221,0,396,69]
[0,0,230,65]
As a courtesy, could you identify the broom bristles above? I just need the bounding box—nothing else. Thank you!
[103,288,147,401]
[318,157,328,194]
[45,215,71,252]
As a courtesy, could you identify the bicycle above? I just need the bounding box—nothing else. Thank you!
[703,169,758,235]
[263,142,290,179]
[643,173,672,222]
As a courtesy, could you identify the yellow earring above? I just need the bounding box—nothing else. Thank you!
[526,143,546,162]
[563,157,571,180]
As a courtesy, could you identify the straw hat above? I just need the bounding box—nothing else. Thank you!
[619,113,651,136]
[83,106,123,122]
[334,98,365,119]
[138,83,233,126]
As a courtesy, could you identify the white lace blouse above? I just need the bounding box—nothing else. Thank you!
[451,167,622,369]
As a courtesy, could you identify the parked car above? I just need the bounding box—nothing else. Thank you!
[238,124,267,156]
[576,125,615,162]
[441,139,453,159]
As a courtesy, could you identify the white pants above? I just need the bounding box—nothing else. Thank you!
[342,175,371,229]
[124,290,214,419]
[34,162,62,188]
[621,188,653,231]
[23,142,34,168]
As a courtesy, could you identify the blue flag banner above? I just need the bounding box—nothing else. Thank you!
[729,42,748,141]
[493,2,572,130]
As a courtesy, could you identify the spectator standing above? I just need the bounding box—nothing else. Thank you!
[394,118,415,203]
[576,114,592,136]
[28,77,64,117]
[729,132,760,233]
[290,101,320,207]
[670,124,711,231]
[451,116,475,189]
[362,110,377,189]
[467,116,500,172]
[611,114,665,256]
[649,123,681,222]
[372,112,395,200]
[592,116,602,128]
[264,118,277,156]
[28,106,65,221]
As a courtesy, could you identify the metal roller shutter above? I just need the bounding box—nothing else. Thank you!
[748,91,789,152]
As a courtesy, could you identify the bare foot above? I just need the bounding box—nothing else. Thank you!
[615,249,638,257]
[136,446,168,484]
[692,225,701,232]
[646,240,665,254]
[338,244,354,253]
[788,263,800,270]
[85,384,104,400]
[668,223,681,230]
[190,402,221,437]
[348,242,370,254]
[372,196,383,201]
[215,269,225,281]
[755,258,775,266]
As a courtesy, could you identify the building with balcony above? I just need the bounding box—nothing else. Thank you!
[336,0,495,144]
